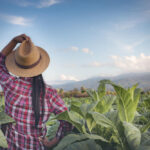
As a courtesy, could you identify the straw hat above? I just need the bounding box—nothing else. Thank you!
[5,40,50,77]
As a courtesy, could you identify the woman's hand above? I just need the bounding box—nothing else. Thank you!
[1,34,30,56]
[13,34,30,44]
[39,136,59,148]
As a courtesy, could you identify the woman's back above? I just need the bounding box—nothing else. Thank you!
[3,75,65,149]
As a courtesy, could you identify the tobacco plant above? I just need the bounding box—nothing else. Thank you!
[0,96,15,148]
[50,80,150,150]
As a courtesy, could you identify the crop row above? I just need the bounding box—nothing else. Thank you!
[1,80,150,150]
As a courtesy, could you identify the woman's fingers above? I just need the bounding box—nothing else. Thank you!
[13,34,31,43]
[21,34,30,41]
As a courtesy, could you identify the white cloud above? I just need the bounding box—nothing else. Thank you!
[37,0,61,8]
[16,0,62,8]
[82,48,93,55]
[111,53,150,72]
[69,47,93,55]
[122,40,144,52]
[60,74,79,81]
[114,20,138,30]
[108,36,144,53]
[70,46,79,51]
[84,61,102,67]
[0,14,32,26]
[38,0,61,8]
[91,61,101,67]
[16,0,34,7]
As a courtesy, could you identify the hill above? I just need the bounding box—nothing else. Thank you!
[52,72,150,91]
[1,72,150,92]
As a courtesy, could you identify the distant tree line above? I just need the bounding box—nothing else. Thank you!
[57,86,88,98]
[57,86,117,98]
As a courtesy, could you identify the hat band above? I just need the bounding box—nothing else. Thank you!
[15,55,41,69]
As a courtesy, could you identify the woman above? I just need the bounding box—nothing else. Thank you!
[0,34,72,149]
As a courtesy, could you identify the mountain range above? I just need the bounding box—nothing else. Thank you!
[52,72,150,91]
[1,72,150,92]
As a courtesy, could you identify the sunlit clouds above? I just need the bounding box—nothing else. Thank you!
[60,74,79,81]
[15,0,62,8]
[111,53,150,72]
[70,46,79,51]
[0,14,32,26]
[82,48,93,55]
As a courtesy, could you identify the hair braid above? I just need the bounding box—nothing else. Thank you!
[32,74,45,128]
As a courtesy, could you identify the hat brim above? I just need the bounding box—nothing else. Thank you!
[5,46,50,77]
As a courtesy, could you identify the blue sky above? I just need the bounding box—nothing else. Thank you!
[0,0,150,84]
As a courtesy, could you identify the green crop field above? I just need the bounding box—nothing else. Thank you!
[1,80,150,150]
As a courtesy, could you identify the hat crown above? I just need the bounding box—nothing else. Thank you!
[15,41,40,66]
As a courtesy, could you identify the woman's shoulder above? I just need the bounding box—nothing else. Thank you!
[45,84,58,94]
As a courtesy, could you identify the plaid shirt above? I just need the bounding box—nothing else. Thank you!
[0,52,72,150]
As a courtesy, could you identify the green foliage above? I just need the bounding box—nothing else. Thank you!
[0,96,5,112]
[2,79,150,150]
[46,121,59,140]
[90,112,114,129]
[86,112,96,132]
[53,134,103,150]
[140,120,150,133]
[0,96,15,148]
[94,95,116,114]
[62,139,101,150]
[87,80,116,114]
[137,131,150,150]
[0,129,8,148]
[55,111,86,133]
[53,79,150,150]
[0,111,15,125]
[123,122,141,150]
[100,80,141,122]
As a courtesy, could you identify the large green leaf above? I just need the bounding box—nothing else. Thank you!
[53,134,88,150]
[123,122,141,150]
[114,84,140,122]
[0,129,8,148]
[80,101,98,117]
[118,85,141,122]
[70,101,98,118]
[46,121,59,140]
[70,100,81,107]
[106,110,119,125]
[86,112,96,132]
[141,120,150,133]
[53,134,104,150]
[137,139,150,150]
[87,80,107,102]
[54,111,86,133]
[141,131,150,144]
[90,112,114,129]
[85,133,108,142]
[64,139,102,150]
[94,95,116,114]
[99,80,141,123]
[137,146,150,150]
[87,90,99,101]
[0,111,15,125]
[138,132,150,150]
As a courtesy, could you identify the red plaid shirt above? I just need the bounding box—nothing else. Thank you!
[0,52,72,150]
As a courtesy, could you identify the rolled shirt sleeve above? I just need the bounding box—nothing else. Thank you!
[0,52,15,87]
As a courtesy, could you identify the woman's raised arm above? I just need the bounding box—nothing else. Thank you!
[1,34,30,56]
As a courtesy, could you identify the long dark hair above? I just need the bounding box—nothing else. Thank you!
[32,74,45,128]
